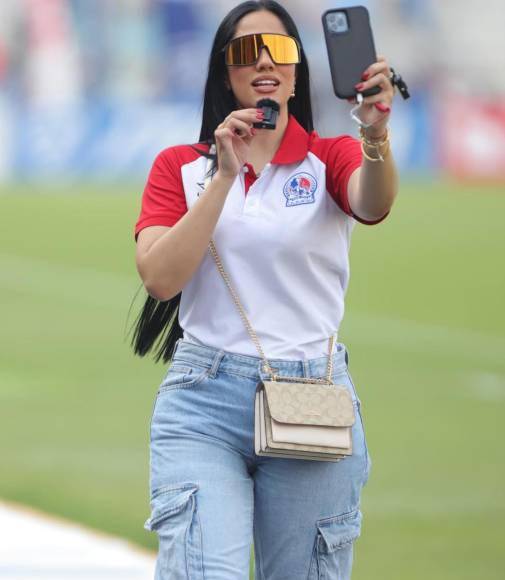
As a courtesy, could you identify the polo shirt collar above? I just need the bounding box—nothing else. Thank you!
[271,114,311,165]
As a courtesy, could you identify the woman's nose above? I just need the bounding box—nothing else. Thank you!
[255,46,275,68]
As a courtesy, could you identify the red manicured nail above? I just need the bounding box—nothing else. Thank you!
[256,112,264,119]
[375,102,390,113]
[361,72,370,81]
[355,83,365,91]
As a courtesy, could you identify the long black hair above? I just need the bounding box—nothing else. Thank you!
[128,0,314,364]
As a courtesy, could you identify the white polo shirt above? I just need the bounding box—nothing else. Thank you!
[135,115,389,360]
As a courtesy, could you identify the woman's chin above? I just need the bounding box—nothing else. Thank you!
[249,94,287,109]
[235,95,288,113]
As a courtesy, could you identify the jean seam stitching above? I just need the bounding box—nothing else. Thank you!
[216,370,260,380]
[345,369,370,476]
[157,368,210,394]
[253,515,266,580]
[316,506,359,526]
[169,359,210,371]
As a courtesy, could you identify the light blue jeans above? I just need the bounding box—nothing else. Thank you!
[144,337,371,579]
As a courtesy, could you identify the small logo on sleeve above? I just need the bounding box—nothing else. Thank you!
[283,173,317,207]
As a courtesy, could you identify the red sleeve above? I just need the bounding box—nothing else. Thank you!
[311,134,390,225]
[134,147,191,242]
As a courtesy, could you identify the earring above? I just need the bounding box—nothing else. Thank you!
[290,85,296,98]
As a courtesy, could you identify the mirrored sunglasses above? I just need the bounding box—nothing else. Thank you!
[224,33,301,66]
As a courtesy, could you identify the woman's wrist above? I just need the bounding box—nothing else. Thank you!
[362,124,388,142]
[213,169,237,187]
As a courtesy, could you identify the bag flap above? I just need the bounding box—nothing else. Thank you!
[263,380,355,427]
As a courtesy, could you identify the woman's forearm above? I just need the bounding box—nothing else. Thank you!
[140,171,235,301]
[355,146,399,220]
[345,54,400,221]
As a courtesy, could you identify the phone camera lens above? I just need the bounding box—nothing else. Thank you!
[327,11,348,34]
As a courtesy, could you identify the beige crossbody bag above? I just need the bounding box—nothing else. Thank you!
[201,148,355,462]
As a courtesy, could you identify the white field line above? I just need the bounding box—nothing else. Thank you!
[0,499,155,580]
[464,371,505,401]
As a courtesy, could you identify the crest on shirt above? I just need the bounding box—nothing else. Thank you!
[283,172,317,207]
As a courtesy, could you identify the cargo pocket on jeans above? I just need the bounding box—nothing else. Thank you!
[144,483,203,579]
[314,508,362,580]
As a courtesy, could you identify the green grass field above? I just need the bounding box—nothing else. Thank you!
[1,180,504,579]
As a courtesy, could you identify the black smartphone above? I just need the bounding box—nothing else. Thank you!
[322,6,381,100]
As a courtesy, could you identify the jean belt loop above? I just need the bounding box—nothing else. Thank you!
[208,349,225,379]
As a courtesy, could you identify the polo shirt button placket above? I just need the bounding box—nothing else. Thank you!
[244,176,260,215]
[248,199,259,212]
[243,163,271,216]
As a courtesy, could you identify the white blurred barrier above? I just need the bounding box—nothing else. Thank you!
[0,500,155,580]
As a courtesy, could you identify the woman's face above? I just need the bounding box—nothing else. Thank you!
[226,10,297,111]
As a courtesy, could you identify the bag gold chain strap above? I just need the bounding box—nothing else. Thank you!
[202,146,335,385]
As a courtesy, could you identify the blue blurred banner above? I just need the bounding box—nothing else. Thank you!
[390,90,435,175]
[0,0,503,183]
[11,102,202,179]
[4,89,435,180]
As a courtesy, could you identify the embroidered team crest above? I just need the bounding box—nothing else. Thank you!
[283,172,317,207]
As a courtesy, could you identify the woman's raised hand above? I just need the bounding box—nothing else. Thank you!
[214,108,261,180]
[348,55,395,138]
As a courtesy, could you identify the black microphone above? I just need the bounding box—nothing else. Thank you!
[253,98,280,130]
[389,67,410,100]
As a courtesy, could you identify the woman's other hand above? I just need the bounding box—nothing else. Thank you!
[347,55,395,139]
[214,108,261,179]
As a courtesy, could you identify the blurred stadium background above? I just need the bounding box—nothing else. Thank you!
[0,1,504,579]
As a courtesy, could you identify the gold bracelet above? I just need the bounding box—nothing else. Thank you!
[361,139,390,162]
[359,126,391,162]
[359,126,390,147]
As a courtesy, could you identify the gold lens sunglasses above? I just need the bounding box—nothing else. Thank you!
[224,33,301,66]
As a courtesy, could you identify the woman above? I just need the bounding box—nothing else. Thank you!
[132,1,398,578]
